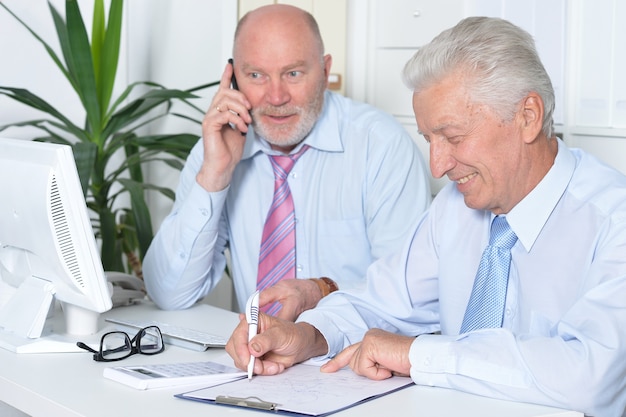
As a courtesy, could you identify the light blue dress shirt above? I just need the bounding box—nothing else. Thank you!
[299,139,626,417]
[143,91,431,312]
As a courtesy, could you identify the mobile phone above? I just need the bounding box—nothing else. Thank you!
[228,58,239,90]
[227,58,246,135]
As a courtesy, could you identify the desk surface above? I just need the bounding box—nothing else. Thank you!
[0,301,583,417]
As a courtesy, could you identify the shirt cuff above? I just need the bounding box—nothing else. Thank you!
[409,333,458,386]
[296,309,342,359]
[177,182,229,233]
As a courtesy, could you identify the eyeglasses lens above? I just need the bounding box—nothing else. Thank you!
[100,332,132,360]
[137,326,163,354]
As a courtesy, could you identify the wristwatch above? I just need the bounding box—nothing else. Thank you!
[312,277,339,298]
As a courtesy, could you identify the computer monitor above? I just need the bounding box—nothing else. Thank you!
[0,137,112,353]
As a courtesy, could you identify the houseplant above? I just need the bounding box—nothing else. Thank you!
[0,0,217,276]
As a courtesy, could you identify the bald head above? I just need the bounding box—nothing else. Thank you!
[233,4,325,60]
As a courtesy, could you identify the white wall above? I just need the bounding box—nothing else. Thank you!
[563,0,626,172]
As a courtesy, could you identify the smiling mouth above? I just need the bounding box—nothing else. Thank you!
[455,172,477,184]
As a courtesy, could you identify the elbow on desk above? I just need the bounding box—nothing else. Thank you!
[144,283,201,311]
[143,274,202,311]
[142,247,220,311]
[141,261,196,311]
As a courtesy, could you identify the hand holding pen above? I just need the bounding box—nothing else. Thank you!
[245,290,260,380]
[225,291,328,377]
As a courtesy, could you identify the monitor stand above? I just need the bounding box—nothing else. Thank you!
[0,276,101,354]
[0,309,102,354]
[0,327,95,353]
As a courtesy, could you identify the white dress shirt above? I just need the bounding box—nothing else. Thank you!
[143,91,431,311]
[299,139,626,417]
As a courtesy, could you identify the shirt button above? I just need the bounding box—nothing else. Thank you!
[423,357,431,366]
[179,251,186,259]
[200,208,208,216]
[296,264,303,272]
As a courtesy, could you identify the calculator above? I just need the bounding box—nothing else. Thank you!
[103,360,246,390]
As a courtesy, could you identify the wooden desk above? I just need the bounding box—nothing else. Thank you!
[0,301,582,417]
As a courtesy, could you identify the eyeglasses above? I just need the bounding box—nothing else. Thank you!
[77,326,164,362]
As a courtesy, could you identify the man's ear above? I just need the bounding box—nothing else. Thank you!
[519,92,545,143]
[323,54,333,87]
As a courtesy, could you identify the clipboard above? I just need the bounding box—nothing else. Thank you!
[175,363,413,416]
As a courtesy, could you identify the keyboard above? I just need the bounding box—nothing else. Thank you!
[104,318,227,351]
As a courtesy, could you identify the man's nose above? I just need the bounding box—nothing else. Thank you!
[429,139,454,179]
[265,78,290,106]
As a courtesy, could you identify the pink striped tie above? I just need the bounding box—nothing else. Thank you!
[257,145,309,315]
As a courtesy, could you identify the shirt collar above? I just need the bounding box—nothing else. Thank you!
[506,138,576,252]
[241,91,344,160]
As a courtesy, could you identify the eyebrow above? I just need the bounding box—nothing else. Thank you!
[418,122,456,136]
[241,60,309,73]
[280,60,309,73]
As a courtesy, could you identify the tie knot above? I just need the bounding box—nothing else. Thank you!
[269,145,309,180]
[489,216,517,249]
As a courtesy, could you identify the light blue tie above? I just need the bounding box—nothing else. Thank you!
[460,216,518,333]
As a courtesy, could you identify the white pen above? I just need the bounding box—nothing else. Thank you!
[245,290,260,381]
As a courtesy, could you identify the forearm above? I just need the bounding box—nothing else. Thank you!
[143,185,228,310]
[409,328,625,417]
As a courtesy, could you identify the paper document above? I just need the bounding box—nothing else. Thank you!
[176,363,413,416]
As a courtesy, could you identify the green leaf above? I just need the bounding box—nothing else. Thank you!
[117,178,153,260]
[0,87,88,141]
[117,210,139,255]
[91,0,105,93]
[64,0,101,136]
[98,0,123,118]
[103,99,146,138]
[124,141,144,183]
[1,120,78,146]
[98,206,122,271]
[171,112,205,124]
[34,135,74,146]
[49,1,79,92]
[103,80,141,121]
[143,183,176,201]
[103,88,198,138]
[133,133,198,160]
[72,141,98,196]
[158,158,185,171]
[186,80,221,93]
